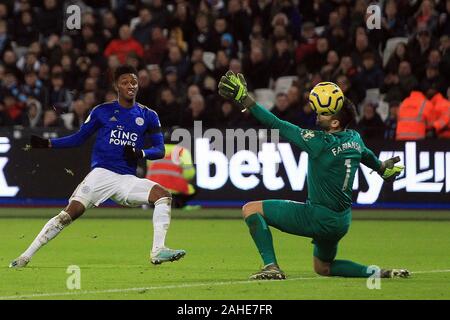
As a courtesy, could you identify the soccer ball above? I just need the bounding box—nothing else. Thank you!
[308,82,344,115]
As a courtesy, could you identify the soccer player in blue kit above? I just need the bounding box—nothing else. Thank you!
[10,65,186,268]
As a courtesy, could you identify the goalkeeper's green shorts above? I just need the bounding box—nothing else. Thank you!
[262,200,352,262]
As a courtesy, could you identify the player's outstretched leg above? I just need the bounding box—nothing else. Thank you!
[243,201,285,280]
[314,257,410,278]
[9,201,84,268]
[149,185,185,265]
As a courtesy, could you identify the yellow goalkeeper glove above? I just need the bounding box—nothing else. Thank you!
[218,71,255,111]
[378,156,404,182]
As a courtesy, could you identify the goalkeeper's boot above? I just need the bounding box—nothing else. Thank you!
[250,263,286,280]
[380,268,410,278]
[9,255,30,268]
[151,248,186,265]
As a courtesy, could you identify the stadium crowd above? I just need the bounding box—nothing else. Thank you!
[0,0,449,140]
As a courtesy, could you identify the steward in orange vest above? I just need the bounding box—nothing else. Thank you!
[396,91,434,140]
[430,93,450,139]
[146,144,196,208]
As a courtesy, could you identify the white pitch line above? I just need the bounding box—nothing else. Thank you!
[1,269,449,300]
[411,269,450,274]
[0,276,327,300]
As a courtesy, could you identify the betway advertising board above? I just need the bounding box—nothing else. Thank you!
[0,133,449,208]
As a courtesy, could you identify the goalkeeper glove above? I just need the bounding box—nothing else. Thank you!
[378,156,404,182]
[124,145,145,160]
[218,71,255,111]
[30,135,50,148]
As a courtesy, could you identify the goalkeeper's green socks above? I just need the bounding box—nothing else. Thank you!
[330,260,374,278]
[245,213,277,266]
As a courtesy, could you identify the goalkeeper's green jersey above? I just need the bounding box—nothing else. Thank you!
[250,104,382,212]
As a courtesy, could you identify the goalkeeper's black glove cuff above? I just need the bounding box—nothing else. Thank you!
[30,135,50,148]
[241,95,256,111]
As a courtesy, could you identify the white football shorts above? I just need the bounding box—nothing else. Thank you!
[70,167,158,209]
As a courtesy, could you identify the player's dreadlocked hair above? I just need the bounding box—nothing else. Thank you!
[114,65,138,82]
[331,97,357,129]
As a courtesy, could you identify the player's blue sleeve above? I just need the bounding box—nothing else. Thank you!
[50,108,101,148]
[142,111,165,160]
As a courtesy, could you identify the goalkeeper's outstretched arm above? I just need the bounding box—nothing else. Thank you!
[218,71,305,147]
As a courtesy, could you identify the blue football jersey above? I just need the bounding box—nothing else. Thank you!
[50,101,165,175]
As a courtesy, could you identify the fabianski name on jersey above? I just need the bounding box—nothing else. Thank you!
[331,141,362,156]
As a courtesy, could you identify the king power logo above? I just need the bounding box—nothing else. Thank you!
[196,140,450,204]
[0,137,19,197]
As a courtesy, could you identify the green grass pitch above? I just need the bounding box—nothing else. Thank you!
[0,208,449,300]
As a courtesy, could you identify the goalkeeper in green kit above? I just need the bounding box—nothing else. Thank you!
[218,71,410,280]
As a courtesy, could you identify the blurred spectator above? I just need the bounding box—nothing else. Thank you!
[216,99,240,127]
[2,72,27,103]
[213,50,230,83]
[384,42,410,75]
[163,45,190,80]
[437,0,450,36]
[143,26,168,66]
[407,25,434,80]
[420,64,448,96]
[190,13,213,51]
[358,102,386,140]
[382,61,418,103]
[2,49,20,77]
[37,0,62,37]
[158,87,182,128]
[226,0,251,50]
[305,37,329,74]
[353,29,381,67]
[24,98,43,128]
[47,74,72,113]
[229,58,242,75]
[101,10,119,45]
[335,74,364,107]
[210,16,228,53]
[21,71,47,104]
[396,90,434,140]
[269,37,295,80]
[242,46,270,90]
[68,99,90,129]
[164,66,187,104]
[187,61,208,87]
[3,94,26,125]
[384,101,400,140]
[0,101,10,126]
[357,52,384,91]
[42,109,63,128]
[181,93,215,127]
[412,0,439,33]
[429,91,450,139]
[381,0,407,45]
[146,64,164,107]
[104,25,144,64]
[136,68,152,107]
[132,6,155,46]
[295,21,318,65]
[271,92,300,125]
[321,50,340,81]
[17,51,41,74]
[0,18,12,57]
